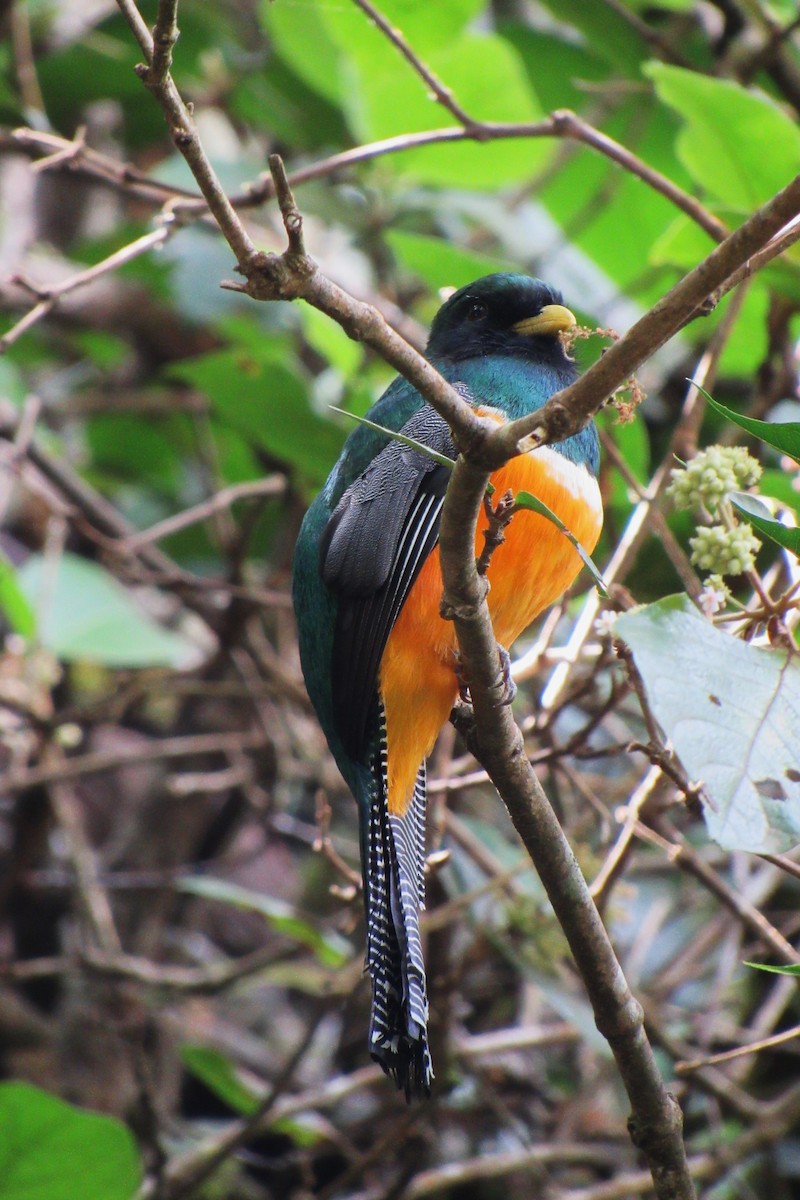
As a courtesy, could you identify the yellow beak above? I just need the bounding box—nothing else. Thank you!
[512,304,576,337]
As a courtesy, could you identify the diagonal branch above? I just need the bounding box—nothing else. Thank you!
[496,173,800,462]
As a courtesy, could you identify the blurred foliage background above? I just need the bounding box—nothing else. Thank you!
[1,1,800,1198]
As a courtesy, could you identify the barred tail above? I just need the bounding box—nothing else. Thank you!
[364,708,432,1099]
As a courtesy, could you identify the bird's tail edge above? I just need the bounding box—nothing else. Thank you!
[364,712,433,1099]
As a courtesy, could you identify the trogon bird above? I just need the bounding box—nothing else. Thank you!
[292,274,602,1098]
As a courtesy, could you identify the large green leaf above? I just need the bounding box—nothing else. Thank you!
[646,64,800,210]
[344,0,485,53]
[616,595,800,853]
[267,0,543,187]
[261,0,483,133]
[359,34,545,187]
[170,342,344,487]
[537,95,691,298]
[536,0,649,73]
[262,0,482,110]
[16,554,203,669]
[0,1081,140,1200]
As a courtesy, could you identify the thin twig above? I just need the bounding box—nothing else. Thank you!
[0,225,174,354]
[119,476,286,551]
[350,0,481,130]
[676,1022,800,1074]
[647,817,800,967]
[47,757,122,955]
[5,730,266,794]
[115,0,256,265]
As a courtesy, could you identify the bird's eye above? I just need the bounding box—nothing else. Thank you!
[466,300,488,322]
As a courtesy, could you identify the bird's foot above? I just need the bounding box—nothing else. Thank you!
[453,652,471,703]
[497,644,517,706]
[453,646,516,706]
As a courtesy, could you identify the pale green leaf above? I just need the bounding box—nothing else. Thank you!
[616,595,800,853]
[16,554,202,669]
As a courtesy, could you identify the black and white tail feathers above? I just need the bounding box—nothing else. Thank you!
[364,706,433,1099]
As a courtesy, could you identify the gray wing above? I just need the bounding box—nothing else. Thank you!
[320,406,455,759]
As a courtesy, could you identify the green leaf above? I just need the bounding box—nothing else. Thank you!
[360,32,545,187]
[703,390,800,461]
[535,0,649,73]
[729,492,800,559]
[714,286,770,379]
[179,876,352,968]
[744,961,800,976]
[170,343,343,488]
[0,1081,140,1200]
[616,595,800,853]
[301,306,362,376]
[261,0,484,123]
[260,0,345,106]
[271,0,544,187]
[646,64,800,210]
[0,558,35,638]
[515,491,608,596]
[180,1046,263,1116]
[386,230,513,291]
[537,94,691,298]
[649,214,717,270]
[500,25,609,112]
[759,467,800,511]
[16,553,203,669]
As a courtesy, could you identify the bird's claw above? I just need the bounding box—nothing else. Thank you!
[454,653,471,703]
[453,646,516,706]
[497,644,517,706]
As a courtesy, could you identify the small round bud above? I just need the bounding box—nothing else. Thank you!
[54,723,83,749]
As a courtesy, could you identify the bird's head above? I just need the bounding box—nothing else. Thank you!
[426,273,576,367]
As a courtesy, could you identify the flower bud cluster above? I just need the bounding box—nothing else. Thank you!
[689,523,761,576]
[667,445,761,515]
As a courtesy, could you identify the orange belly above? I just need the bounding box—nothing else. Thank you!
[378,447,603,814]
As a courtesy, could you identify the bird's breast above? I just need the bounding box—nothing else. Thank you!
[484,444,603,647]
[378,440,603,815]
